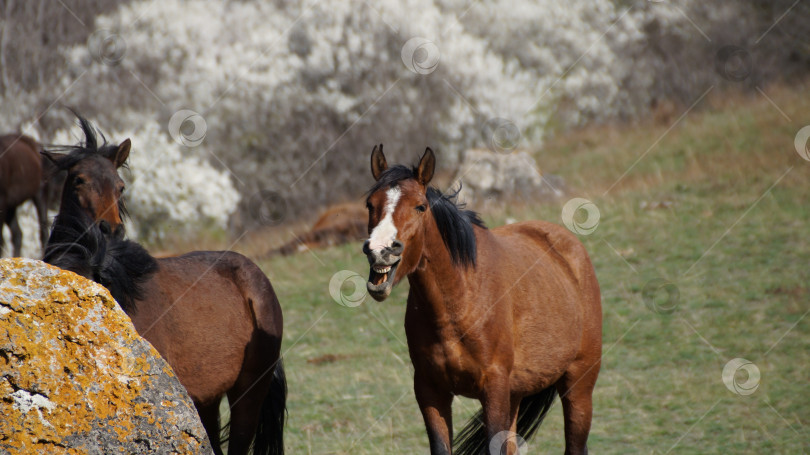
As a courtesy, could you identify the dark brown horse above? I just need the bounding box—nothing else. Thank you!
[0,134,50,257]
[362,145,602,455]
[43,117,286,455]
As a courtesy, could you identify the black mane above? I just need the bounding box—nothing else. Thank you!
[43,212,157,313]
[43,115,154,312]
[368,164,485,267]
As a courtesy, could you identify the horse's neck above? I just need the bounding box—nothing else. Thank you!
[406,223,482,318]
[43,212,97,279]
[48,201,88,242]
[48,211,84,245]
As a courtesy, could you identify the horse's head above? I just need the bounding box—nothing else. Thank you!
[363,144,435,301]
[44,117,130,234]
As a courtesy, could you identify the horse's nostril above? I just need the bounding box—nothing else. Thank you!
[99,220,111,235]
[390,240,403,255]
[362,240,371,255]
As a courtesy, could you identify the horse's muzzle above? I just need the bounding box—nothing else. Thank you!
[98,220,125,240]
[363,240,402,301]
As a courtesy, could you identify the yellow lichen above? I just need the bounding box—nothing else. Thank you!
[0,258,210,454]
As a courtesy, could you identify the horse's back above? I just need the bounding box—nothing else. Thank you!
[489,220,602,391]
[510,220,601,331]
[492,220,598,292]
[133,250,282,404]
[492,219,601,322]
[154,250,282,334]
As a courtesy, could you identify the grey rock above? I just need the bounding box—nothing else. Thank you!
[0,258,213,455]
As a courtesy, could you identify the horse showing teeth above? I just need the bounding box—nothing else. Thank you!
[362,145,602,455]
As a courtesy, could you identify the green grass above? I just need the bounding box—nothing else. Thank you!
[231,84,809,454]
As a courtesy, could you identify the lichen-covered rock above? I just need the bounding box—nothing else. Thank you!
[0,258,213,455]
[454,149,564,206]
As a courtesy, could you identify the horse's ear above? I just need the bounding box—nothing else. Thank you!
[113,139,131,168]
[371,144,387,181]
[416,147,435,186]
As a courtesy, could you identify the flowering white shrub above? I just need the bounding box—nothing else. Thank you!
[2,0,784,230]
[442,0,639,125]
[50,119,240,242]
[56,0,568,224]
[2,0,804,245]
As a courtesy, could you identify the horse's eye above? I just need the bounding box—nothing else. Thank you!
[119,186,125,194]
[74,176,85,185]
[415,205,427,212]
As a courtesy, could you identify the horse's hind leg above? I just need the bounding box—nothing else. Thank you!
[226,377,270,455]
[223,342,280,455]
[197,402,224,455]
[6,208,22,257]
[555,360,600,455]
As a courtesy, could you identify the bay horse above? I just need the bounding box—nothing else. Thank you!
[42,117,286,455]
[271,202,367,256]
[0,134,50,257]
[362,145,602,455]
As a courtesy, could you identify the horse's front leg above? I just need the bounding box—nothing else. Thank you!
[34,188,49,254]
[415,374,453,455]
[481,371,520,455]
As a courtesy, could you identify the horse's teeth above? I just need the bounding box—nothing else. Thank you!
[374,266,391,273]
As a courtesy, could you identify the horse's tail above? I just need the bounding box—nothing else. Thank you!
[252,359,287,455]
[454,387,558,455]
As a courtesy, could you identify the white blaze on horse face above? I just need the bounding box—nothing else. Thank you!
[368,186,401,253]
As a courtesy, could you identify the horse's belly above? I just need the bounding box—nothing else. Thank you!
[406,334,487,398]
[132,281,253,404]
[509,362,569,394]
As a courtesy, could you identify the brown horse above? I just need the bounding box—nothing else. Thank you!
[271,202,367,256]
[362,145,602,455]
[43,117,286,455]
[0,134,50,257]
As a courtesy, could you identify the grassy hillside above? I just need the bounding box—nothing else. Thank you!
[237,82,809,454]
